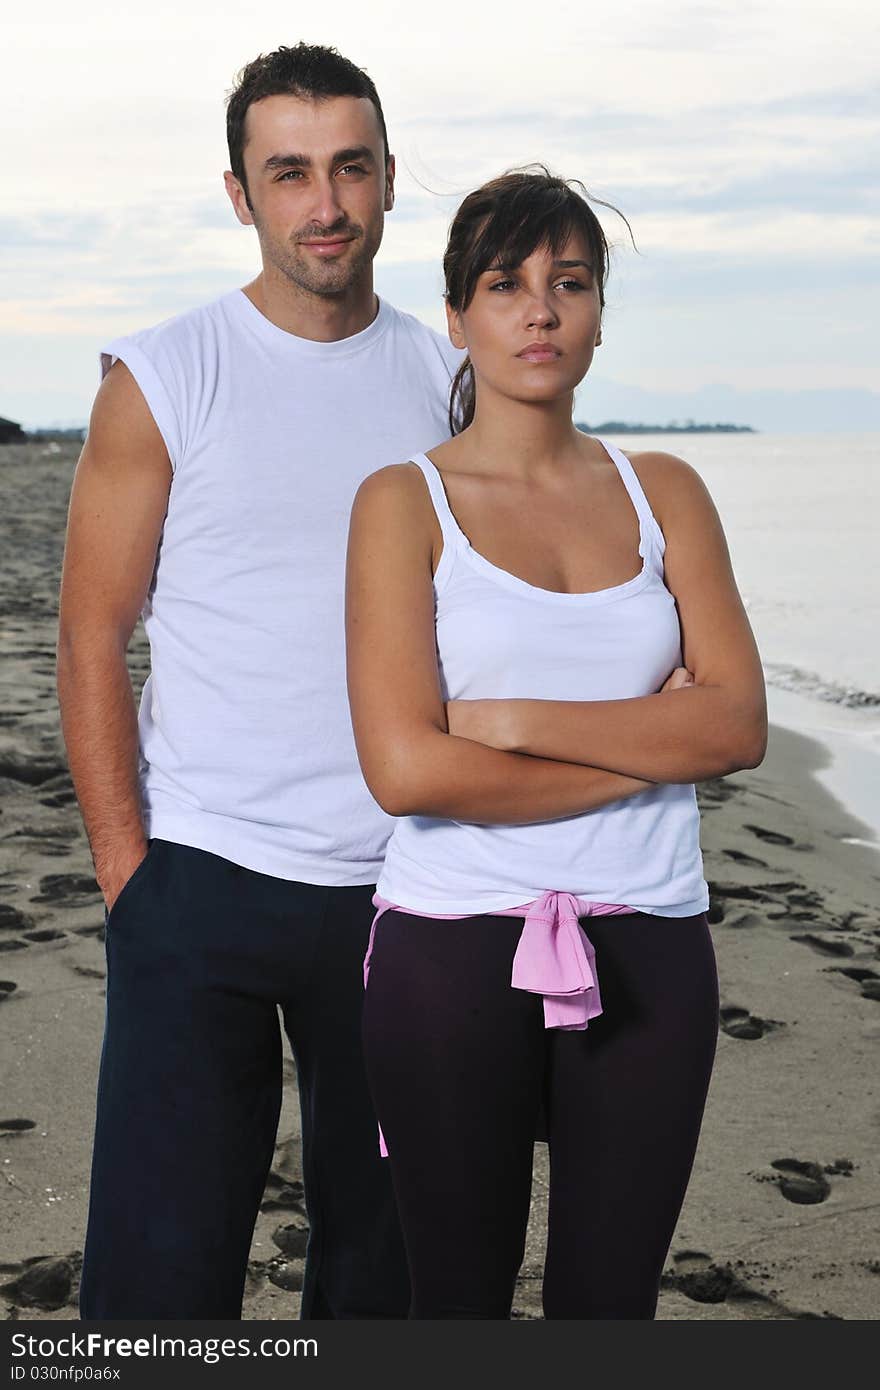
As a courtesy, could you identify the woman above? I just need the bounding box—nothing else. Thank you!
[345,170,766,1319]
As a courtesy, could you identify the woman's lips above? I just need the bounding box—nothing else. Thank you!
[517,345,561,363]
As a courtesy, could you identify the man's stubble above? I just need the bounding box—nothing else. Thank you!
[254,212,383,300]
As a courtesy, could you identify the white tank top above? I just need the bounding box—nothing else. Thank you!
[101,291,461,885]
[376,441,709,917]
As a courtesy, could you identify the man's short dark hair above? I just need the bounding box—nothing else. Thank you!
[227,43,390,199]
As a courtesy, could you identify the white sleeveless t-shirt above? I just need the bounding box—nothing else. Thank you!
[376,442,709,917]
[101,291,461,884]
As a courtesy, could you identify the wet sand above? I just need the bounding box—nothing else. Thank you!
[1,441,878,1320]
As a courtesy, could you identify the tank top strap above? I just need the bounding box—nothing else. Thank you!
[409,452,467,558]
[595,437,666,563]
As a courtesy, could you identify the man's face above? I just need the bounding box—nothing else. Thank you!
[226,93,394,298]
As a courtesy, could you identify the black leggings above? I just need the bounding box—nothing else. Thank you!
[362,909,718,1319]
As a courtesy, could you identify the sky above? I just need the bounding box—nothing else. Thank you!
[2,0,878,429]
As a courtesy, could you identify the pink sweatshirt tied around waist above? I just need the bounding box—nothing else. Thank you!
[366,890,634,1028]
[365,892,630,1157]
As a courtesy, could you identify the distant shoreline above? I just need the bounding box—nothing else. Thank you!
[3,422,760,447]
[577,421,755,435]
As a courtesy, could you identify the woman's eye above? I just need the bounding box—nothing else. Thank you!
[556,278,585,291]
[488,278,516,291]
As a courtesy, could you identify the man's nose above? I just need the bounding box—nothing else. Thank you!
[311,176,346,229]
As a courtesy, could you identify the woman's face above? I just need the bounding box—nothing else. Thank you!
[446,230,602,411]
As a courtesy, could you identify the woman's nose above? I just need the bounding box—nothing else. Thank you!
[525,296,558,329]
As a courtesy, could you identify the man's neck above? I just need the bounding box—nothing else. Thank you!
[242,269,379,343]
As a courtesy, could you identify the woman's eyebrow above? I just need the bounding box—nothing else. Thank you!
[481,259,594,273]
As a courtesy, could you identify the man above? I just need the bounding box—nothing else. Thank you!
[58,43,460,1319]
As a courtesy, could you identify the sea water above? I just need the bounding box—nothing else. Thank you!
[603,431,880,846]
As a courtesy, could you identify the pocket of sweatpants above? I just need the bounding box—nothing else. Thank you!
[105,839,161,930]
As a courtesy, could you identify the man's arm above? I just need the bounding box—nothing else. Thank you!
[57,361,172,909]
[346,465,653,825]
[446,454,767,782]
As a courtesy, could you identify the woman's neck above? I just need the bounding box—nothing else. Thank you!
[460,391,584,479]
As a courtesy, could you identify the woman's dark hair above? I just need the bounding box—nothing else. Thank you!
[444,168,629,434]
[227,43,390,204]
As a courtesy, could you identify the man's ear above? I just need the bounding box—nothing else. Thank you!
[224,170,255,227]
[384,154,396,213]
[445,298,466,350]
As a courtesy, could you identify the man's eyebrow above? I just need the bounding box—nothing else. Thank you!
[264,153,311,171]
[263,146,376,172]
[332,146,376,165]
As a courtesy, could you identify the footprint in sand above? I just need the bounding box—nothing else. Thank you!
[0,759,67,788]
[790,932,854,958]
[722,849,769,868]
[745,824,796,847]
[662,1250,814,1317]
[0,940,29,953]
[0,1119,36,1132]
[0,905,34,933]
[267,1261,304,1293]
[272,1222,310,1259]
[720,1005,781,1041]
[833,966,880,1002]
[29,873,100,905]
[23,929,66,944]
[0,981,17,1002]
[770,1158,831,1205]
[260,1171,306,1215]
[0,1255,77,1311]
[38,789,79,809]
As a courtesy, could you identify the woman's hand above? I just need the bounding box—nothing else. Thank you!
[660,666,695,692]
[446,667,695,751]
[444,698,515,749]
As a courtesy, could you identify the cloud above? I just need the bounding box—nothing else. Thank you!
[3,1,878,421]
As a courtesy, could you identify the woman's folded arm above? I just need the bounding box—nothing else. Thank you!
[446,454,767,782]
[345,464,653,824]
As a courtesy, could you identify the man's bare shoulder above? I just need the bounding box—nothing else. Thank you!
[85,362,170,474]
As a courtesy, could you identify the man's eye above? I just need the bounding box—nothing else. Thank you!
[278,170,303,181]
[339,164,367,176]
[488,278,516,291]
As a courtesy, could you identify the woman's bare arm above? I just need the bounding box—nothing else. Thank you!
[346,464,653,823]
[446,455,767,782]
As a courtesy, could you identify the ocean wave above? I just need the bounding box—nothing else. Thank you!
[764,663,880,709]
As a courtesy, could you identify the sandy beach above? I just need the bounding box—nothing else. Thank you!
[1,441,878,1321]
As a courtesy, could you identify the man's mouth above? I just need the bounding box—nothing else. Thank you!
[299,236,356,257]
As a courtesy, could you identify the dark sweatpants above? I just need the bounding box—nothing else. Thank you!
[362,909,718,1319]
[79,838,409,1319]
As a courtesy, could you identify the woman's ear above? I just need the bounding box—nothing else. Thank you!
[445,298,467,351]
